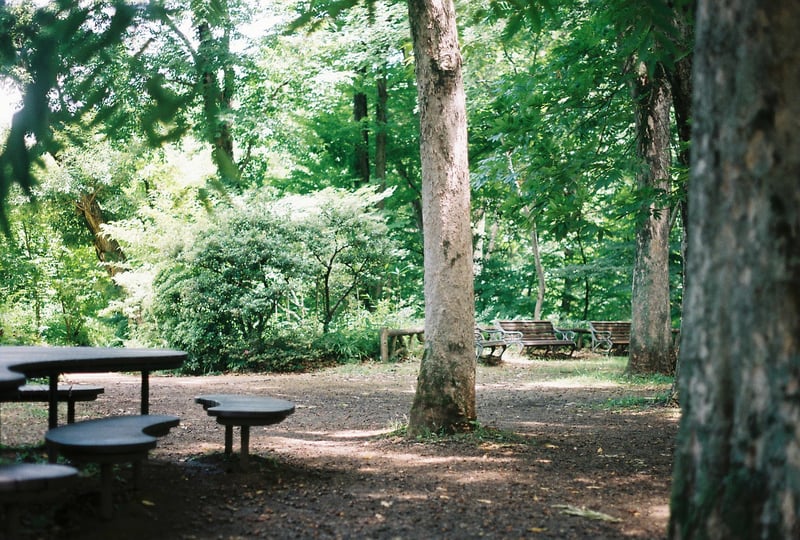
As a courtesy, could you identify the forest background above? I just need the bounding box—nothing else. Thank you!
[0,0,685,375]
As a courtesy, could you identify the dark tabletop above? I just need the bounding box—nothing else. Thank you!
[0,346,186,394]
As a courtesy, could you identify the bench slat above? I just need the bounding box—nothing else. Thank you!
[5,384,104,402]
[0,383,104,425]
[495,320,576,356]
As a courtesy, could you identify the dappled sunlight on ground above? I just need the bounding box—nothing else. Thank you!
[2,354,678,539]
[535,379,623,388]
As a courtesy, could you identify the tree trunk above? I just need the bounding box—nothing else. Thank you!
[75,192,126,276]
[353,86,370,184]
[197,15,238,185]
[667,0,694,402]
[531,223,544,320]
[560,246,574,315]
[627,60,674,375]
[473,206,485,272]
[669,0,800,537]
[375,72,388,188]
[407,0,475,436]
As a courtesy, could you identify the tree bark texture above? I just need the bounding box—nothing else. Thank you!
[407,0,475,435]
[375,73,388,188]
[75,192,126,276]
[354,88,370,184]
[667,0,694,402]
[628,60,674,375]
[531,224,545,320]
[669,1,800,538]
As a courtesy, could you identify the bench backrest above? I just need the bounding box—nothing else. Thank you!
[495,320,558,340]
[589,321,631,340]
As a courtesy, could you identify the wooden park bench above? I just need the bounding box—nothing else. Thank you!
[195,394,295,471]
[45,414,180,519]
[1,383,104,425]
[0,462,78,537]
[475,325,522,364]
[589,321,631,354]
[495,320,576,357]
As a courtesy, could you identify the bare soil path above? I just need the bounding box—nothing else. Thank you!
[1,354,678,539]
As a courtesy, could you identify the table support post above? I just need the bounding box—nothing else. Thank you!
[48,374,58,429]
[101,463,113,520]
[141,370,150,415]
[224,425,233,455]
[240,426,250,470]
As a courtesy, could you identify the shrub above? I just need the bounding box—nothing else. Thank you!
[148,190,407,373]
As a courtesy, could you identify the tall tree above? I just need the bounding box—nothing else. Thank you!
[666,0,694,400]
[669,0,800,537]
[375,69,388,189]
[617,0,693,375]
[406,0,475,435]
[628,58,674,375]
[353,73,370,184]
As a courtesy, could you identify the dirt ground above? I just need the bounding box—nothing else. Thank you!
[1,352,679,540]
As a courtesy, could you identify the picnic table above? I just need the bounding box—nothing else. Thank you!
[0,346,186,428]
[0,346,186,521]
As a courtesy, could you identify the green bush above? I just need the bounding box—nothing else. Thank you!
[148,190,406,373]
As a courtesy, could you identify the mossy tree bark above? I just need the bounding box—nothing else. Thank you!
[669,0,800,537]
[406,0,475,436]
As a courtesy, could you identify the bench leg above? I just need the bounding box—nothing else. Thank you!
[141,370,150,415]
[4,502,20,538]
[133,460,142,491]
[224,425,233,455]
[101,463,114,520]
[48,375,59,429]
[48,444,57,464]
[240,426,250,471]
[67,399,76,424]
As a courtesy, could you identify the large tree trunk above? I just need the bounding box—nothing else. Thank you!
[407,0,475,436]
[627,60,674,375]
[669,0,800,537]
[667,0,694,402]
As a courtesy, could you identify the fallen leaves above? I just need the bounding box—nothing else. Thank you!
[553,504,622,523]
